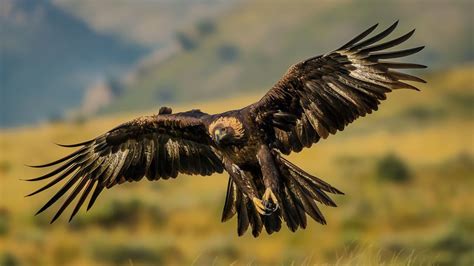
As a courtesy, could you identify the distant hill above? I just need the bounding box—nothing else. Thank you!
[0,0,147,127]
[53,0,236,48]
[102,0,473,115]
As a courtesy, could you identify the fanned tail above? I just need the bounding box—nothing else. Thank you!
[221,176,280,237]
[220,154,343,237]
[275,154,343,231]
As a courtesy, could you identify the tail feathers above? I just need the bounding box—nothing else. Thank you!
[276,185,307,231]
[221,178,237,222]
[237,184,281,237]
[236,191,250,236]
[262,211,281,235]
[278,155,344,195]
[276,155,343,228]
[220,157,343,237]
[221,176,282,237]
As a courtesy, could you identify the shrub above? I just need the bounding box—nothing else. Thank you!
[446,92,474,114]
[196,19,216,36]
[217,43,240,63]
[107,77,124,97]
[201,238,239,264]
[0,252,18,266]
[71,198,165,230]
[72,115,87,125]
[52,242,79,265]
[93,242,163,265]
[155,85,177,102]
[91,241,182,265]
[376,153,412,183]
[0,160,12,174]
[47,112,64,124]
[0,208,10,236]
[176,32,197,51]
[401,106,447,122]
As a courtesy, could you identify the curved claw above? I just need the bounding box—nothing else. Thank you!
[252,197,267,215]
[252,188,280,216]
[263,188,278,203]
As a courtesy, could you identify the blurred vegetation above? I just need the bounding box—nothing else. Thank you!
[217,43,240,63]
[0,252,18,266]
[90,240,182,265]
[0,161,12,175]
[176,32,198,51]
[0,208,10,236]
[72,198,166,230]
[376,153,412,183]
[1,66,473,265]
[196,19,217,37]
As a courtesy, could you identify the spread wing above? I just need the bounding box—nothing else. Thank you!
[247,21,426,155]
[25,110,223,223]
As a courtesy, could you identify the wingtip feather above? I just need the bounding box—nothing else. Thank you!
[55,139,93,148]
[337,23,379,50]
[50,214,60,224]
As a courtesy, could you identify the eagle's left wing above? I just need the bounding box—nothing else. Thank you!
[246,21,426,155]
[25,110,223,223]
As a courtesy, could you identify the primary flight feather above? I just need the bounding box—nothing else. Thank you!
[26,21,426,237]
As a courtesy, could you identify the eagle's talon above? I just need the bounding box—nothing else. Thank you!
[252,197,266,215]
[261,188,279,215]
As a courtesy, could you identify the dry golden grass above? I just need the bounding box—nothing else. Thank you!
[1,67,473,265]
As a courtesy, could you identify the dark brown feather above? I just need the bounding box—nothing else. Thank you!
[221,177,237,222]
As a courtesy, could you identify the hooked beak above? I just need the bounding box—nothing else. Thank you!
[214,128,223,144]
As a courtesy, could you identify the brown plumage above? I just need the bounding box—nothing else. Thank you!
[26,21,426,236]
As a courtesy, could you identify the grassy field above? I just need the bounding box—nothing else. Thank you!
[0,67,473,265]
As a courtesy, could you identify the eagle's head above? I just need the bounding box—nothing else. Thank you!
[209,117,245,146]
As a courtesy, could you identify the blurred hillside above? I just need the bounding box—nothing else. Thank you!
[99,0,473,115]
[0,66,473,265]
[0,0,234,127]
[53,0,236,48]
[0,0,147,127]
[2,0,472,127]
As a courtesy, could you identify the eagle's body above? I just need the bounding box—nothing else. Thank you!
[26,22,426,237]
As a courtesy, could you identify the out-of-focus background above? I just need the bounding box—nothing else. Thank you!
[1,0,473,265]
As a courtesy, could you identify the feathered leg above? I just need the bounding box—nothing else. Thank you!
[222,158,268,215]
[221,171,281,237]
[256,144,280,214]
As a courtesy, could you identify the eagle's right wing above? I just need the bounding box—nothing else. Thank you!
[25,110,223,223]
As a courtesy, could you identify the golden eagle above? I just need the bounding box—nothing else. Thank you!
[26,22,425,237]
